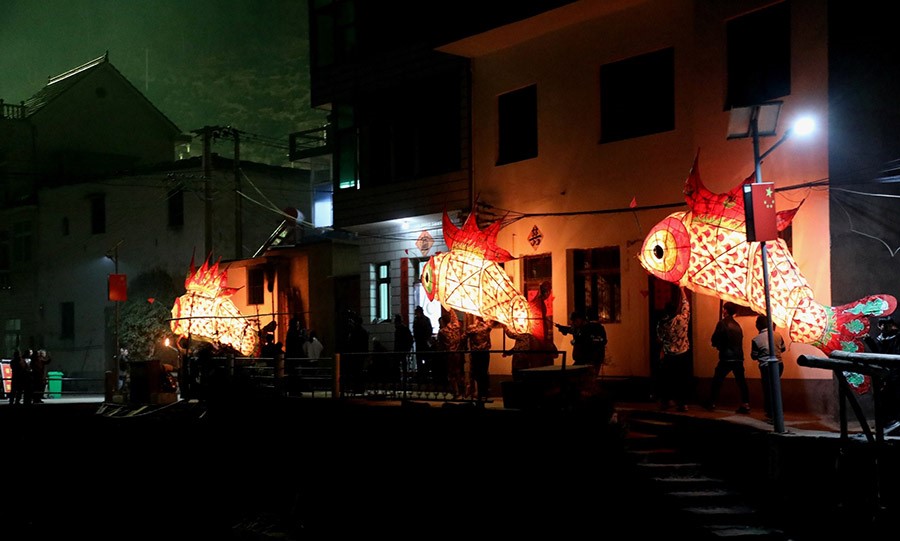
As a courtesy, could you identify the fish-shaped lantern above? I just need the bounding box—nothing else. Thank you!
[639,154,896,356]
[421,211,533,334]
[170,256,260,356]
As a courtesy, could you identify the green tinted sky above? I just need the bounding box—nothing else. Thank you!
[0,0,324,164]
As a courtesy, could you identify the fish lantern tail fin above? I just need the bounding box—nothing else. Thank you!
[820,294,897,356]
[817,294,896,395]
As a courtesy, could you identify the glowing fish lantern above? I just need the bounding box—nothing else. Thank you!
[170,257,260,356]
[421,211,533,334]
[639,154,896,356]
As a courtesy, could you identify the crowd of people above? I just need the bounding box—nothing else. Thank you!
[6,348,52,405]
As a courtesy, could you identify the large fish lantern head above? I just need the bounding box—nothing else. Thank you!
[639,153,895,358]
[170,257,260,356]
[422,211,532,334]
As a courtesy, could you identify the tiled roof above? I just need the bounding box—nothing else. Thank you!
[23,52,109,116]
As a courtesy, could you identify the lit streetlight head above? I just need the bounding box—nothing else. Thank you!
[792,115,815,137]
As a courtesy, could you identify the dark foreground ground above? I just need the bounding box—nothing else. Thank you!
[3,395,716,540]
[8,394,898,540]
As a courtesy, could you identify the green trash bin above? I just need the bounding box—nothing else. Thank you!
[48,371,63,399]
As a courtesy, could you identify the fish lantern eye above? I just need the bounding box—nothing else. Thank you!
[422,257,437,301]
[639,216,690,283]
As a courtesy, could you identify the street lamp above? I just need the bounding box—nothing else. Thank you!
[727,101,815,434]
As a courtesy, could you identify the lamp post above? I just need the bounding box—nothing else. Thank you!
[727,101,814,434]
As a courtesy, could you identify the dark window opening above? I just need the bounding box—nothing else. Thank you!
[248,267,265,305]
[61,301,75,339]
[600,47,674,143]
[726,2,791,108]
[573,247,621,323]
[168,188,184,228]
[497,84,537,165]
[90,194,106,235]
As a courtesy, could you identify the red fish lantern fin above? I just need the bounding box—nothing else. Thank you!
[220,285,243,297]
[481,219,513,262]
[776,198,805,232]
[442,210,461,250]
[683,150,702,203]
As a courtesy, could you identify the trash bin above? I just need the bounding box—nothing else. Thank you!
[48,370,63,399]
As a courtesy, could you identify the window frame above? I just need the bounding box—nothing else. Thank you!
[375,261,390,323]
[571,246,621,324]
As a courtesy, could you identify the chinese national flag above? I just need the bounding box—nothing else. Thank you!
[743,182,778,242]
[108,274,127,301]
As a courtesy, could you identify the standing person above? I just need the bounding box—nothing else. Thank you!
[466,315,497,403]
[750,315,787,422]
[528,281,557,368]
[436,309,463,397]
[556,310,607,371]
[657,287,691,412]
[31,349,51,403]
[303,330,324,360]
[412,306,434,379]
[705,301,751,414]
[8,349,27,405]
[21,349,34,405]
[393,314,414,377]
[504,327,536,374]
[284,314,307,360]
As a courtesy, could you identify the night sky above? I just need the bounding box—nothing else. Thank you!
[0,0,326,165]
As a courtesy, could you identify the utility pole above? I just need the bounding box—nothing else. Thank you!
[234,129,242,259]
[202,126,213,257]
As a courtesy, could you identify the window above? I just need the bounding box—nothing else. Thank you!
[497,85,537,165]
[335,104,359,190]
[522,254,552,301]
[12,221,31,263]
[572,247,621,323]
[61,302,75,339]
[168,187,184,228]
[375,261,390,323]
[726,2,790,108]
[600,47,674,143]
[90,194,106,234]
[247,267,265,305]
[310,0,356,68]
[313,181,333,228]
[357,70,463,186]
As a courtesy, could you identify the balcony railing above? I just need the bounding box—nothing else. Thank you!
[0,100,26,120]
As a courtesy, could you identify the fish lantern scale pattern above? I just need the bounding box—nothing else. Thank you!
[422,211,532,334]
[639,153,895,358]
[170,257,260,356]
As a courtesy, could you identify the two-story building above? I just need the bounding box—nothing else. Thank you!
[307,0,900,414]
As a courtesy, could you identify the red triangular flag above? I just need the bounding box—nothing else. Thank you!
[630,196,637,208]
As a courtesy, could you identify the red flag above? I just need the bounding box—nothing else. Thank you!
[108,274,127,302]
[630,196,637,208]
[743,182,778,242]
